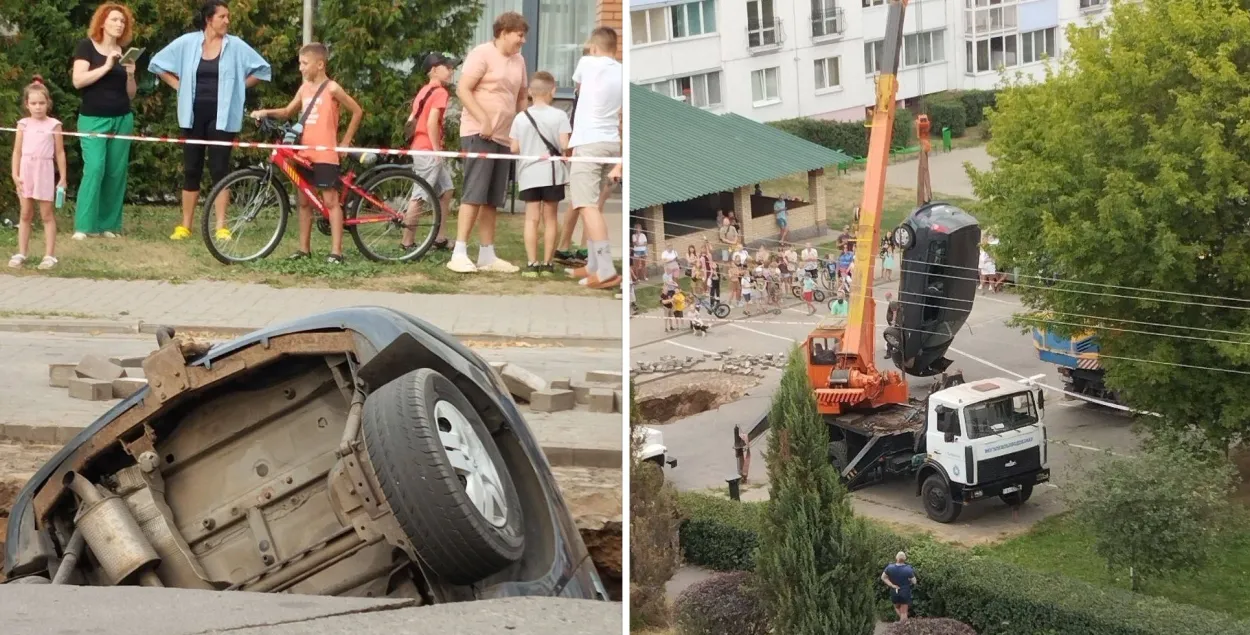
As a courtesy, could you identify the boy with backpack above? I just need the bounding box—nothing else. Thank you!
[509,71,571,277]
[403,52,460,253]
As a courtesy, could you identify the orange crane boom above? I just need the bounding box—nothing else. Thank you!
[807,0,910,414]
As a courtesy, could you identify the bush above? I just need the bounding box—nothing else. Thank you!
[675,492,1250,635]
[924,99,967,139]
[955,90,997,127]
[885,618,978,635]
[770,108,916,159]
[674,571,769,635]
[0,0,480,212]
[629,379,683,630]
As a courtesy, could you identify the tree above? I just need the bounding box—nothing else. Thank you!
[967,0,1250,448]
[753,347,876,635]
[1067,442,1240,591]
[628,377,682,630]
[0,0,481,211]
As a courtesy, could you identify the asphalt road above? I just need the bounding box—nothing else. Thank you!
[631,287,1140,544]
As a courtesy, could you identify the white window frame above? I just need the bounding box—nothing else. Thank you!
[747,0,780,49]
[631,7,669,46]
[903,29,945,68]
[864,39,884,75]
[1020,27,1056,65]
[863,0,885,7]
[751,66,781,106]
[671,0,718,39]
[647,71,723,109]
[1079,0,1106,9]
[814,56,841,92]
[811,0,842,39]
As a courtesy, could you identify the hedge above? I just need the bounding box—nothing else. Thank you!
[769,108,914,160]
[955,90,998,128]
[924,99,966,139]
[673,571,769,635]
[675,492,1250,635]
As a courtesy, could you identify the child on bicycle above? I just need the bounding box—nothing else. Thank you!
[251,43,363,264]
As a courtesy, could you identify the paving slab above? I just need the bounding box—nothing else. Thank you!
[0,276,622,343]
[0,585,413,635]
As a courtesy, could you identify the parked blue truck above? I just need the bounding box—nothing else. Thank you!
[1031,327,1121,404]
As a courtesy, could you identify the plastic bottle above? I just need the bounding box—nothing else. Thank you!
[55,186,65,209]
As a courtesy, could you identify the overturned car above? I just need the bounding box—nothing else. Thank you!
[3,307,608,602]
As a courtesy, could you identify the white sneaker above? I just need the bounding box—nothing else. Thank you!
[447,254,478,273]
[477,258,519,274]
[101,232,118,238]
[71,232,86,241]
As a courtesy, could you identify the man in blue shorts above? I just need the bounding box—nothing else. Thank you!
[773,196,789,243]
[882,551,918,621]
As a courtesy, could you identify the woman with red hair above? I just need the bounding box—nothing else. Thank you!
[70,3,138,240]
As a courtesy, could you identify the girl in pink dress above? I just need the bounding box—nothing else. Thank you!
[9,77,67,270]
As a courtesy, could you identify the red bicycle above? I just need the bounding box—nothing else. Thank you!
[202,117,442,264]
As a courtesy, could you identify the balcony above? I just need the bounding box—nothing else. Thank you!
[747,19,785,53]
[811,7,845,41]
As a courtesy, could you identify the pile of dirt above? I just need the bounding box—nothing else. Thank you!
[0,479,20,581]
[635,371,761,425]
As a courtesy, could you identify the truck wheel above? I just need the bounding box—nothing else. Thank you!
[362,368,525,585]
[922,474,962,523]
[1000,484,1034,507]
[829,440,850,476]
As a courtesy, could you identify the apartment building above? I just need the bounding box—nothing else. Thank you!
[630,0,1112,122]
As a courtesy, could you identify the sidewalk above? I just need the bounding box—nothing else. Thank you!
[0,275,622,344]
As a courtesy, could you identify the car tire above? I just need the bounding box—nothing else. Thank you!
[1000,484,1034,507]
[893,224,915,250]
[922,474,962,523]
[362,368,525,584]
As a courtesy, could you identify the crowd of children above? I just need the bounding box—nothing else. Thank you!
[8,20,621,285]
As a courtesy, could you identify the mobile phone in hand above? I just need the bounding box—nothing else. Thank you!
[120,47,145,65]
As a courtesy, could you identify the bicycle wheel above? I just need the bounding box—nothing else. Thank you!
[202,168,290,265]
[713,302,731,319]
[348,169,441,263]
[812,288,826,303]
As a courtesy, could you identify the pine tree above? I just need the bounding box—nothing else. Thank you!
[754,346,877,635]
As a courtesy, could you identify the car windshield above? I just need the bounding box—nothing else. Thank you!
[963,392,1037,439]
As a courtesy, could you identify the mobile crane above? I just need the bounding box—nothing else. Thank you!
[798,0,1051,522]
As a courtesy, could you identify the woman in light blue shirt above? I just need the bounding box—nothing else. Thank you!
[148,0,271,242]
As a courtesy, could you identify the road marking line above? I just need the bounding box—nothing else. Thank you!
[730,323,796,342]
[666,339,717,355]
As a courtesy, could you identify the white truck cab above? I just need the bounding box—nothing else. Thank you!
[915,377,1050,522]
[634,426,678,470]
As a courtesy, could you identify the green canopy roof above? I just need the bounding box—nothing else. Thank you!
[629,83,853,211]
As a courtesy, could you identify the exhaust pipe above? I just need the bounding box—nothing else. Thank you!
[65,472,162,586]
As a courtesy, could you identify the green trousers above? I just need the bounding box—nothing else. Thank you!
[75,113,134,234]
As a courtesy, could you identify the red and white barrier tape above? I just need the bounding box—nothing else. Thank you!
[0,127,622,164]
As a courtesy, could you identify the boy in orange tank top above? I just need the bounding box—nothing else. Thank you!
[251,43,363,263]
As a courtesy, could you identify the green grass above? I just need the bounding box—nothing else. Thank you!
[975,512,1250,619]
[0,204,618,297]
[634,275,693,313]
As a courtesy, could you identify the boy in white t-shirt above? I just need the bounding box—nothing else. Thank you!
[510,71,572,278]
[564,27,622,290]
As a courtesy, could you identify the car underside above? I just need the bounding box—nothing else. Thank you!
[3,308,606,603]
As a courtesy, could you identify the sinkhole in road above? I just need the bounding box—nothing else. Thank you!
[635,371,761,424]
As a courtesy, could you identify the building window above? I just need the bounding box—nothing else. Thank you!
[672,0,718,38]
[863,0,885,6]
[811,0,843,38]
[1020,27,1056,64]
[864,39,884,74]
[903,29,945,67]
[648,71,723,108]
[631,8,669,45]
[751,66,781,104]
[814,56,841,90]
[1079,0,1106,8]
[747,0,780,48]
[538,0,596,91]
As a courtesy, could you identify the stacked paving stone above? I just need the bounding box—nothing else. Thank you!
[634,349,790,376]
[489,362,623,414]
[49,354,148,401]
